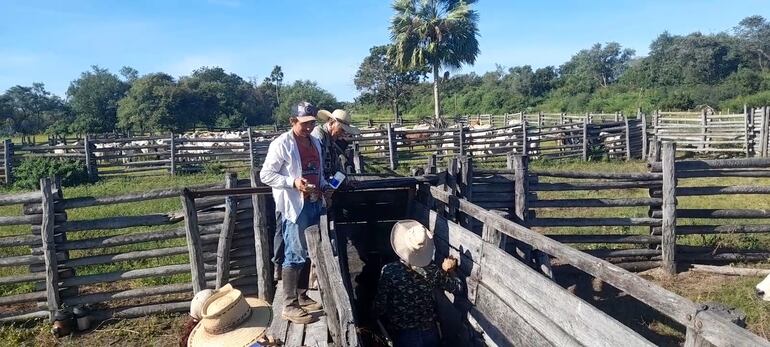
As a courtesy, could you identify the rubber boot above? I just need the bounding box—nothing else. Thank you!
[281,267,313,324]
[297,261,323,311]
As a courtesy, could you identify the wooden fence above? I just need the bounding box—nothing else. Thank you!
[350,118,646,171]
[430,148,770,274]
[0,174,269,322]
[651,107,770,157]
[0,129,283,184]
[416,183,769,346]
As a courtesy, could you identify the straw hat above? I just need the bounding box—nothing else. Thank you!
[390,220,435,267]
[317,109,360,135]
[187,284,272,347]
[189,289,214,320]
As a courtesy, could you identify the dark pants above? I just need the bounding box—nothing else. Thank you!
[393,326,440,347]
[272,211,284,266]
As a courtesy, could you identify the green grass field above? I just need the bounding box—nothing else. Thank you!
[0,159,768,344]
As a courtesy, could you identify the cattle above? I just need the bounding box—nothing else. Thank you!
[757,274,770,301]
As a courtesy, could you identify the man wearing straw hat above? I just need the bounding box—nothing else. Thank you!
[374,220,462,347]
[313,108,360,174]
[260,101,327,324]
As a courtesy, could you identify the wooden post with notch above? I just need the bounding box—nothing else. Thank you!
[661,142,677,276]
[181,189,206,293]
[640,109,648,159]
[582,119,589,161]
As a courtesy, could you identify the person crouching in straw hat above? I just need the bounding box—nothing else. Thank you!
[186,284,274,347]
[260,101,326,324]
[313,109,360,176]
[373,220,462,347]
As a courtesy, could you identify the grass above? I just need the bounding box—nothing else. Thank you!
[1,157,769,344]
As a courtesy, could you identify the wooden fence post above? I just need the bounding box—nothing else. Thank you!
[537,112,543,127]
[3,139,12,185]
[745,108,752,157]
[661,142,677,276]
[352,143,363,174]
[458,126,466,157]
[83,135,96,180]
[216,173,238,289]
[387,123,397,170]
[250,170,274,302]
[624,117,632,161]
[761,106,769,157]
[446,157,459,221]
[582,119,589,161]
[181,189,206,293]
[40,177,61,321]
[169,132,177,176]
[247,127,255,172]
[425,154,437,174]
[521,121,529,156]
[459,156,474,231]
[640,110,649,159]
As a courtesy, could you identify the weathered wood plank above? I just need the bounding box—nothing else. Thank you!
[481,243,655,346]
[427,186,770,347]
[472,283,558,347]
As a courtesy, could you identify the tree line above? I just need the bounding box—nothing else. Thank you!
[2,10,769,136]
[354,14,770,120]
[0,65,342,136]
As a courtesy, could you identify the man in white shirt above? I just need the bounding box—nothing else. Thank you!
[260,101,328,324]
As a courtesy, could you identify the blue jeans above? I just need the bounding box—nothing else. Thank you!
[393,326,440,347]
[272,211,284,266]
[282,201,323,269]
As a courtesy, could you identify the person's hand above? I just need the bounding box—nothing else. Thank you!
[294,178,310,192]
[442,256,458,272]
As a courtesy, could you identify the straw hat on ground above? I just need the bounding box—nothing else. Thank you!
[187,284,272,347]
[317,109,360,135]
[390,219,435,268]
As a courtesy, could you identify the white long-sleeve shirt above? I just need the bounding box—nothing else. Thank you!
[260,130,329,223]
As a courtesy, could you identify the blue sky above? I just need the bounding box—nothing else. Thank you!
[1,0,767,102]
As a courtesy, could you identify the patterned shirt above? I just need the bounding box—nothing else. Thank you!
[373,261,463,331]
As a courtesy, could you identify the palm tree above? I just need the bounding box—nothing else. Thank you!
[389,0,480,124]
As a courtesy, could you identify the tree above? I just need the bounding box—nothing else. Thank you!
[67,66,129,133]
[178,66,262,128]
[2,83,70,135]
[559,42,635,94]
[117,73,181,132]
[269,65,284,107]
[734,15,770,71]
[354,45,424,121]
[389,0,480,122]
[120,66,140,84]
[275,80,339,123]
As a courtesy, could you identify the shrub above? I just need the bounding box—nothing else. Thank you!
[13,158,91,190]
[201,160,225,175]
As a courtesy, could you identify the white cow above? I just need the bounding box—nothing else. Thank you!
[757,274,770,301]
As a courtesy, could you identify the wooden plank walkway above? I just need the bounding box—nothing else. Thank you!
[266,280,329,346]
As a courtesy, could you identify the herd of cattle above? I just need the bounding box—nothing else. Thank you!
[44,122,629,165]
